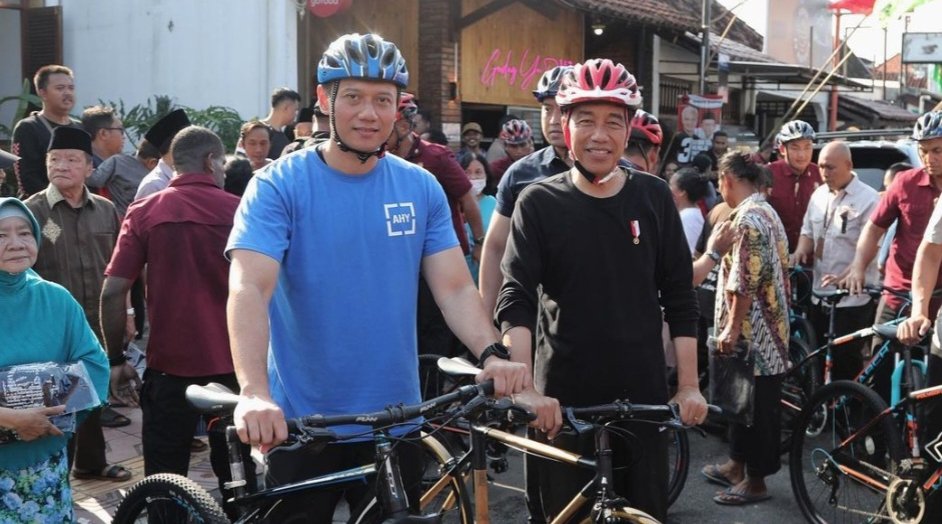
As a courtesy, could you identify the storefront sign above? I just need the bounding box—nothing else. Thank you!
[480,48,575,92]
[308,0,353,18]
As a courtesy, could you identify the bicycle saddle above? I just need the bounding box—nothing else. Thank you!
[812,288,849,302]
[185,382,240,414]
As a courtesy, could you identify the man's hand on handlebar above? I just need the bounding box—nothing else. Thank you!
[670,385,709,426]
[234,394,288,452]
[511,388,562,440]
[477,358,530,397]
[898,314,933,346]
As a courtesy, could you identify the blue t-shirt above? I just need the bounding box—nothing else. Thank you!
[226,149,458,434]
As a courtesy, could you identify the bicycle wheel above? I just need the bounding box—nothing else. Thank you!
[665,427,689,507]
[112,473,229,524]
[348,431,472,523]
[780,336,822,454]
[790,314,818,353]
[789,380,905,524]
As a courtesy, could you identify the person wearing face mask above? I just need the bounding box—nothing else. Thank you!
[459,152,497,284]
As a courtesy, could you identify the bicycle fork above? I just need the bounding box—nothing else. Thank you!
[375,436,411,519]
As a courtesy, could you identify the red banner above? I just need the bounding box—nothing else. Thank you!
[827,0,876,15]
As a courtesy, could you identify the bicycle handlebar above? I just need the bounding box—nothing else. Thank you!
[564,401,722,432]
[289,380,495,432]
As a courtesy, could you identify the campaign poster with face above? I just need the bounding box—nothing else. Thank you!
[667,94,724,166]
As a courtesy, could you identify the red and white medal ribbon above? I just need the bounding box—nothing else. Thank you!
[630,220,640,245]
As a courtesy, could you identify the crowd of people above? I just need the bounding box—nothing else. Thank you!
[1,30,942,522]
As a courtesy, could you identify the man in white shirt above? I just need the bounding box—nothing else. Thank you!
[792,141,880,379]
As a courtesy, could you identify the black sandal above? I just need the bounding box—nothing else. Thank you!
[100,406,131,428]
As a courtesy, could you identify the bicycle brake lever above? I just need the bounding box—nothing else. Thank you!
[563,407,594,437]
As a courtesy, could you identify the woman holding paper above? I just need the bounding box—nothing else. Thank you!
[0,197,108,522]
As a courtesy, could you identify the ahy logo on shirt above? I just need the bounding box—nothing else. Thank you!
[384,202,416,237]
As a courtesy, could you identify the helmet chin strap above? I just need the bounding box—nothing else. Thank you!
[328,82,387,164]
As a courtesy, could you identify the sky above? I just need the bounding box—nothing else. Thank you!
[717,0,940,65]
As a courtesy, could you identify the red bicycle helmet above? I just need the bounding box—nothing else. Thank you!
[397,92,418,122]
[499,119,532,144]
[555,59,642,109]
[630,109,663,146]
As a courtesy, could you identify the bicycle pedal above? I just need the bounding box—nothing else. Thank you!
[899,457,928,476]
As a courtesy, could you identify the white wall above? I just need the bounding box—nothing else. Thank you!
[0,9,24,139]
[60,0,297,124]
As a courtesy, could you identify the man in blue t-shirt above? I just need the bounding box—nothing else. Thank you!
[225,33,528,522]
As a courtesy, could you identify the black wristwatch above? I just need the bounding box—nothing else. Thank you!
[707,250,722,263]
[478,342,510,367]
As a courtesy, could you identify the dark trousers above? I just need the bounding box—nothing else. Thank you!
[527,422,668,523]
[811,301,876,382]
[729,374,784,478]
[264,432,425,523]
[66,408,106,472]
[140,370,255,501]
[925,354,942,520]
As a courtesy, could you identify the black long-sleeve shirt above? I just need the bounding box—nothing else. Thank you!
[496,169,699,406]
[12,113,82,198]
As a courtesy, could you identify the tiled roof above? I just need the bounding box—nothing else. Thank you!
[558,0,764,50]
[842,95,919,122]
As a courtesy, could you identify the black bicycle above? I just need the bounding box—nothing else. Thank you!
[112,380,496,523]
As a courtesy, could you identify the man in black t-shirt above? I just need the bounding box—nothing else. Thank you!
[496,59,707,523]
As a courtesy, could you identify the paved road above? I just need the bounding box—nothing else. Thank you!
[482,427,808,523]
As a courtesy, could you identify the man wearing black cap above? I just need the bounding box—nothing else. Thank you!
[12,65,82,198]
[280,107,315,157]
[24,127,131,482]
[134,109,191,200]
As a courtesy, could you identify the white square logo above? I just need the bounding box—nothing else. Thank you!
[384,202,416,237]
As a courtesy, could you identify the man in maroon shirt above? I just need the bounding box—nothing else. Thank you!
[386,94,484,358]
[100,126,253,506]
[766,120,822,252]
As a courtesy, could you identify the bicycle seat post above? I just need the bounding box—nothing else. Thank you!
[224,426,249,500]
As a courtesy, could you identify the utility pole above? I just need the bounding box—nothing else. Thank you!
[699,0,711,94]
[829,11,841,131]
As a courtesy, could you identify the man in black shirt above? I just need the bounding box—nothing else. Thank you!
[496,59,707,522]
[12,65,82,198]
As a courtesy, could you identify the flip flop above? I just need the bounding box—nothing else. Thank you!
[100,406,131,428]
[73,464,132,482]
[700,464,735,487]
[713,488,771,506]
[190,438,208,452]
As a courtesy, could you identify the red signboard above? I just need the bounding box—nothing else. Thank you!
[308,0,353,18]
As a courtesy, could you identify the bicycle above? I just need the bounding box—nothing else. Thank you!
[414,357,716,523]
[419,353,694,509]
[789,327,942,523]
[112,379,495,523]
[779,285,932,454]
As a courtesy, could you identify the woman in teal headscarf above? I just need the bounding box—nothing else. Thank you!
[0,197,109,523]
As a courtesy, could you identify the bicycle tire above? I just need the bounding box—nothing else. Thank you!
[789,380,905,524]
[780,336,820,454]
[112,473,229,524]
[789,314,818,354]
[665,427,689,507]
[347,431,472,523]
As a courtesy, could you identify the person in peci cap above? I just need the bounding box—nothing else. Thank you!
[134,109,191,201]
[23,127,130,482]
[225,33,528,522]
[0,196,110,522]
[495,59,706,521]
